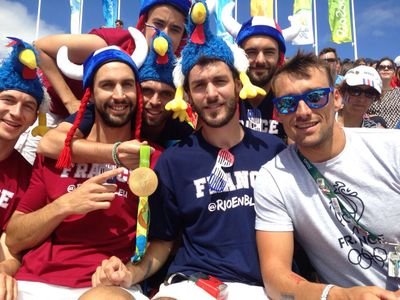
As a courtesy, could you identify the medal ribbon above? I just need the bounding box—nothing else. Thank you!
[132,145,151,262]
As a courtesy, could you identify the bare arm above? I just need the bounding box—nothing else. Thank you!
[92,239,174,288]
[257,231,399,300]
[0,233,20,276]
[37,122,145,170]
[34,34,108,114]
[6,168,123,256]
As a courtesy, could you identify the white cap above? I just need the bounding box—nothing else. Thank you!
[344,65,382,94]
[394,55,400,67]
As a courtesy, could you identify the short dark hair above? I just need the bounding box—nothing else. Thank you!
[319,47,338,59]
[271,51,334,94]
[115,19,123,25]
[184,57,239,92]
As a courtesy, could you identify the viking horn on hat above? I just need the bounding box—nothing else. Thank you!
[221,1,299,41]
[57,26,148,79]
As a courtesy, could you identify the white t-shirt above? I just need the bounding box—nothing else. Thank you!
[255,128,400,290]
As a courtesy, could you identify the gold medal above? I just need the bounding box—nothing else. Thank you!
[128,167,158,197]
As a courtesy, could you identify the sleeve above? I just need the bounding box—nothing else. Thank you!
[148,155,182,241]
[254,163,294,232]
[16,155,49,213]
[65,104,95,137]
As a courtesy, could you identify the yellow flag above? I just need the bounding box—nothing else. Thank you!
[328,0,353,43]
[251,0,274,18]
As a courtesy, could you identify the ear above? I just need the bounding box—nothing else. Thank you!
[333,88,343,112]
[234,78,242,98]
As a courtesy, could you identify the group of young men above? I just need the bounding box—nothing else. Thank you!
[1,0,399,299]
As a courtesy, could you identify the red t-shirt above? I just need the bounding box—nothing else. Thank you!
[15,152,159,288]
[0,150,32,233]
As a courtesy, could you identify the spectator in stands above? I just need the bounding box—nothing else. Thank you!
[368,57,400,128]
[337,65,385,128]
[115,19,124,29]
[319,47,343,85]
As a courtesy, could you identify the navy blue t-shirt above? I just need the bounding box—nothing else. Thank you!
[239,91,286,140]
[148,127,286,285]
[65,103,193,147]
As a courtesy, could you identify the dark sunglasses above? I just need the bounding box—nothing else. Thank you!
[378,64,394,71]
[347,87,379,100]
[322,58,337,63]
[273,87,333,114]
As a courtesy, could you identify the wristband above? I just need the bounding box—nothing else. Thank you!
[112,141,122,167]
[321,284,335,300]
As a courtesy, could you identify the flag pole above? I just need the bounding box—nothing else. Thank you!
[235,0,237,20]
[312,0,318,55]
[118,0,121,20]
[350,0,358,59]
[79,0,84,34]
[274,0,278,23]
[35,0,42,40]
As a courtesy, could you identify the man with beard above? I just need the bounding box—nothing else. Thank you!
[88,1,285,299]
[37,32,192,169]
[223,16,287,139]
[5,44,160,300]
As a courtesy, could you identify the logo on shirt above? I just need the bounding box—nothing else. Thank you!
[0,189,14,209]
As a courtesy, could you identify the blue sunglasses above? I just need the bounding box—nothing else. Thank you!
[273,87,334,114]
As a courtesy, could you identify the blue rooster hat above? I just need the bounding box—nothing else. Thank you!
[139,30,176,88]
[180,0,234,77]
[0,37,44,105]
[165,0,266,123]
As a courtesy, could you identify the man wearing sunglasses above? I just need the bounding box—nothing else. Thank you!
[318,47,344,86]
[337,65,386,128]
[255,52,400,299]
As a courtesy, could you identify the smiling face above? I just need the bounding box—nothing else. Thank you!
[145,4,186,54]
[0,90,38,142]
[141,80,174,128]
[274,67,341,151]
[92,62,137,128]
[241,35,280,88]
[187,60,240,129]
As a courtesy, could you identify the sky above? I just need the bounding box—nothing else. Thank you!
[0,0,399,62]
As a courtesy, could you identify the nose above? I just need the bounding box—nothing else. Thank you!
[9,103,23,119]
[206,83,218,100]
[295,100,312,118]
[113,84,125,100]
[255,51,266,65]
[148,92,161,106]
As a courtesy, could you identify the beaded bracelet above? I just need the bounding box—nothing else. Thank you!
[112,141,123,167]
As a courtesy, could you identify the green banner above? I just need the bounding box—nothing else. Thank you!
[328,0,353,43]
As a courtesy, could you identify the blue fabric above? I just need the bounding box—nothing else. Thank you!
[0,38,43,104]
[236,18,286,54]
[239,91,286,140]
[149,127,286,284]
[139,0,191,16]
[82,48,139,89]
[181,0,235,77]
[139,32,176,87]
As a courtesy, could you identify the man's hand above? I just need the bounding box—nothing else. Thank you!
[0,272,17,300]
[56,168,124,216]
[116,140,153,170]
[92,256,133,288]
